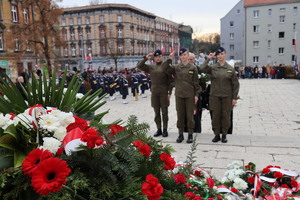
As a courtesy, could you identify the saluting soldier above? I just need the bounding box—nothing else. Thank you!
[137,49,174,137]
[200,47,239,143]
[162,48,201,144]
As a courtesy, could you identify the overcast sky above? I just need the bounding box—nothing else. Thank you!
[57,0,241,35]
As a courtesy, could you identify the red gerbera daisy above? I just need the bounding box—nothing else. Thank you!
[22,148,53,177]
[31,157,71,196]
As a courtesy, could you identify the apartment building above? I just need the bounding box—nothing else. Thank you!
[220,0,244,62]
[58,4,180,70]
[0,0,38,79]
[245,0,300,66]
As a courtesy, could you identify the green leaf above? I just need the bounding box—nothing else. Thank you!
[0,148,13,170]
[0,134,16,151]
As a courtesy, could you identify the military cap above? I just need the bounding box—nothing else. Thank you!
[179,48,188,55]
[154,49,162,57]
[215,47,226,55]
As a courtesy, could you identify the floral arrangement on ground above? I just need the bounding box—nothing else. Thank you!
[0,70,300,200]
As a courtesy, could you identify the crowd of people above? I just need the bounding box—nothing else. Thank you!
[238,64,287,79]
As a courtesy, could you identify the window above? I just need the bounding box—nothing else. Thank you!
[293,23,296,31]
[118,43,123,53]
[279,47,284,54]
[280,8,286,12]
[229,33,234,39]
[70,30,75,40]
[61,19,66,26]
[0,33,4,50]
[279,32,285,38]
[229,44,234,51]
[79,44,83,56]
[268,9,272,16]
[253,41,259,48]
[117,15,122,22]
[253,56,259,63]
[230,56,235,60]
[64,48,68,56]
[100,16,104,23]
[15,38,20,51]
[100,29,105,38]
[85,17,90,24]
[237,9,240,14]
[77,17,82,25]
[279,15,285,23]
[292,55,296,62]
[69,18,74,25]
[253,25,260,33]
[25,40,31,52]
[71,45,76,56]
[253,10,260,18]
[23,8,29,24]
[293,39,296,45]
[11,5,18,22]
[229,21,234,27]
[86,29,91,39]
[87,45,92,54]
[117,29,123,38]
[101,45,106,54]
[268,40,271,48]
[293,7,298,15]
[267,24,272,33]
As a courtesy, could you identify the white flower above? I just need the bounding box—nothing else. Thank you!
[233,177,248,190]
[39,114,60,132]
[42,137,61,154]
[76,93,84,99]
[0,113,14,130]
[53,127,68,141]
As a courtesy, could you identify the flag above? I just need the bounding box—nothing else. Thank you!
[161,40,164,54]
[87,53,93,62]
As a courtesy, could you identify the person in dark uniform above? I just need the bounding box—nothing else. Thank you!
[162,48,201,143]
[15,76,27,100]
[200,47,240,143]
[136,49,174,137]
[138,70,149,98]
[107,70,116,101]
[130,70,139,101]
[118,71,129,104]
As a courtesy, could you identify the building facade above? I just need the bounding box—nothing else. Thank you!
[245,0,300,66]
[0,0,38,80]
[58,4,180,71]
[220,0,244,62]
[178,24,193,51]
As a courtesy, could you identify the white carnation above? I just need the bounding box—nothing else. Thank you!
[53,127,68,141]
[42,137,61,154]
[233,177,248,190]
[39,114,60,132]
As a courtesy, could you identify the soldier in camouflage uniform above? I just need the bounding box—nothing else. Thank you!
[200,47,239,143]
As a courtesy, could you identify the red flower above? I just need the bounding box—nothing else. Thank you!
[132,140,152,158]
[248,176,255,184]
[66,116,89,132]
[263,190,269,194]
[291,179,298,188]
[159,153,176,170]
[193,187,198,190]
[174,173,186,184]
[55,148,64,156]
[31,157,71,195]
[81,128,104,148]
[194,170,201,176]
[22,148,53,177]
[193,197,202,200]
[109,124,126,136]
[141,174,163,200]
[184,192,196,199]
[186,183,192,188]
[245,165,251,169]
[230,187,239,193]
[262,168,271,174]
[281,184,289,188]
[274,172,283,179]
[206,178,214,188]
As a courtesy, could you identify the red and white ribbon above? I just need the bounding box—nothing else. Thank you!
[63,127,86,155]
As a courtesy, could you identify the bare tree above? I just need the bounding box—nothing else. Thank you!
[7,0,65,75]
[89,0,107,5]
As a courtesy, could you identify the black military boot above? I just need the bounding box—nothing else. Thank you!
[221,135,228,143]
[212,134,221,143]
[176,134,184,143]
[162,129,168,137]
[186,134,193,143]
[153,129,162,137]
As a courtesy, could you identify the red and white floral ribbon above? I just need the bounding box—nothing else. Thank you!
[63,127,86,155]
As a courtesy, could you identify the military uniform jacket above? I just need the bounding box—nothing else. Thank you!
[201,59,239,100]
[136,58,173,95]
[162,59,201,98]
